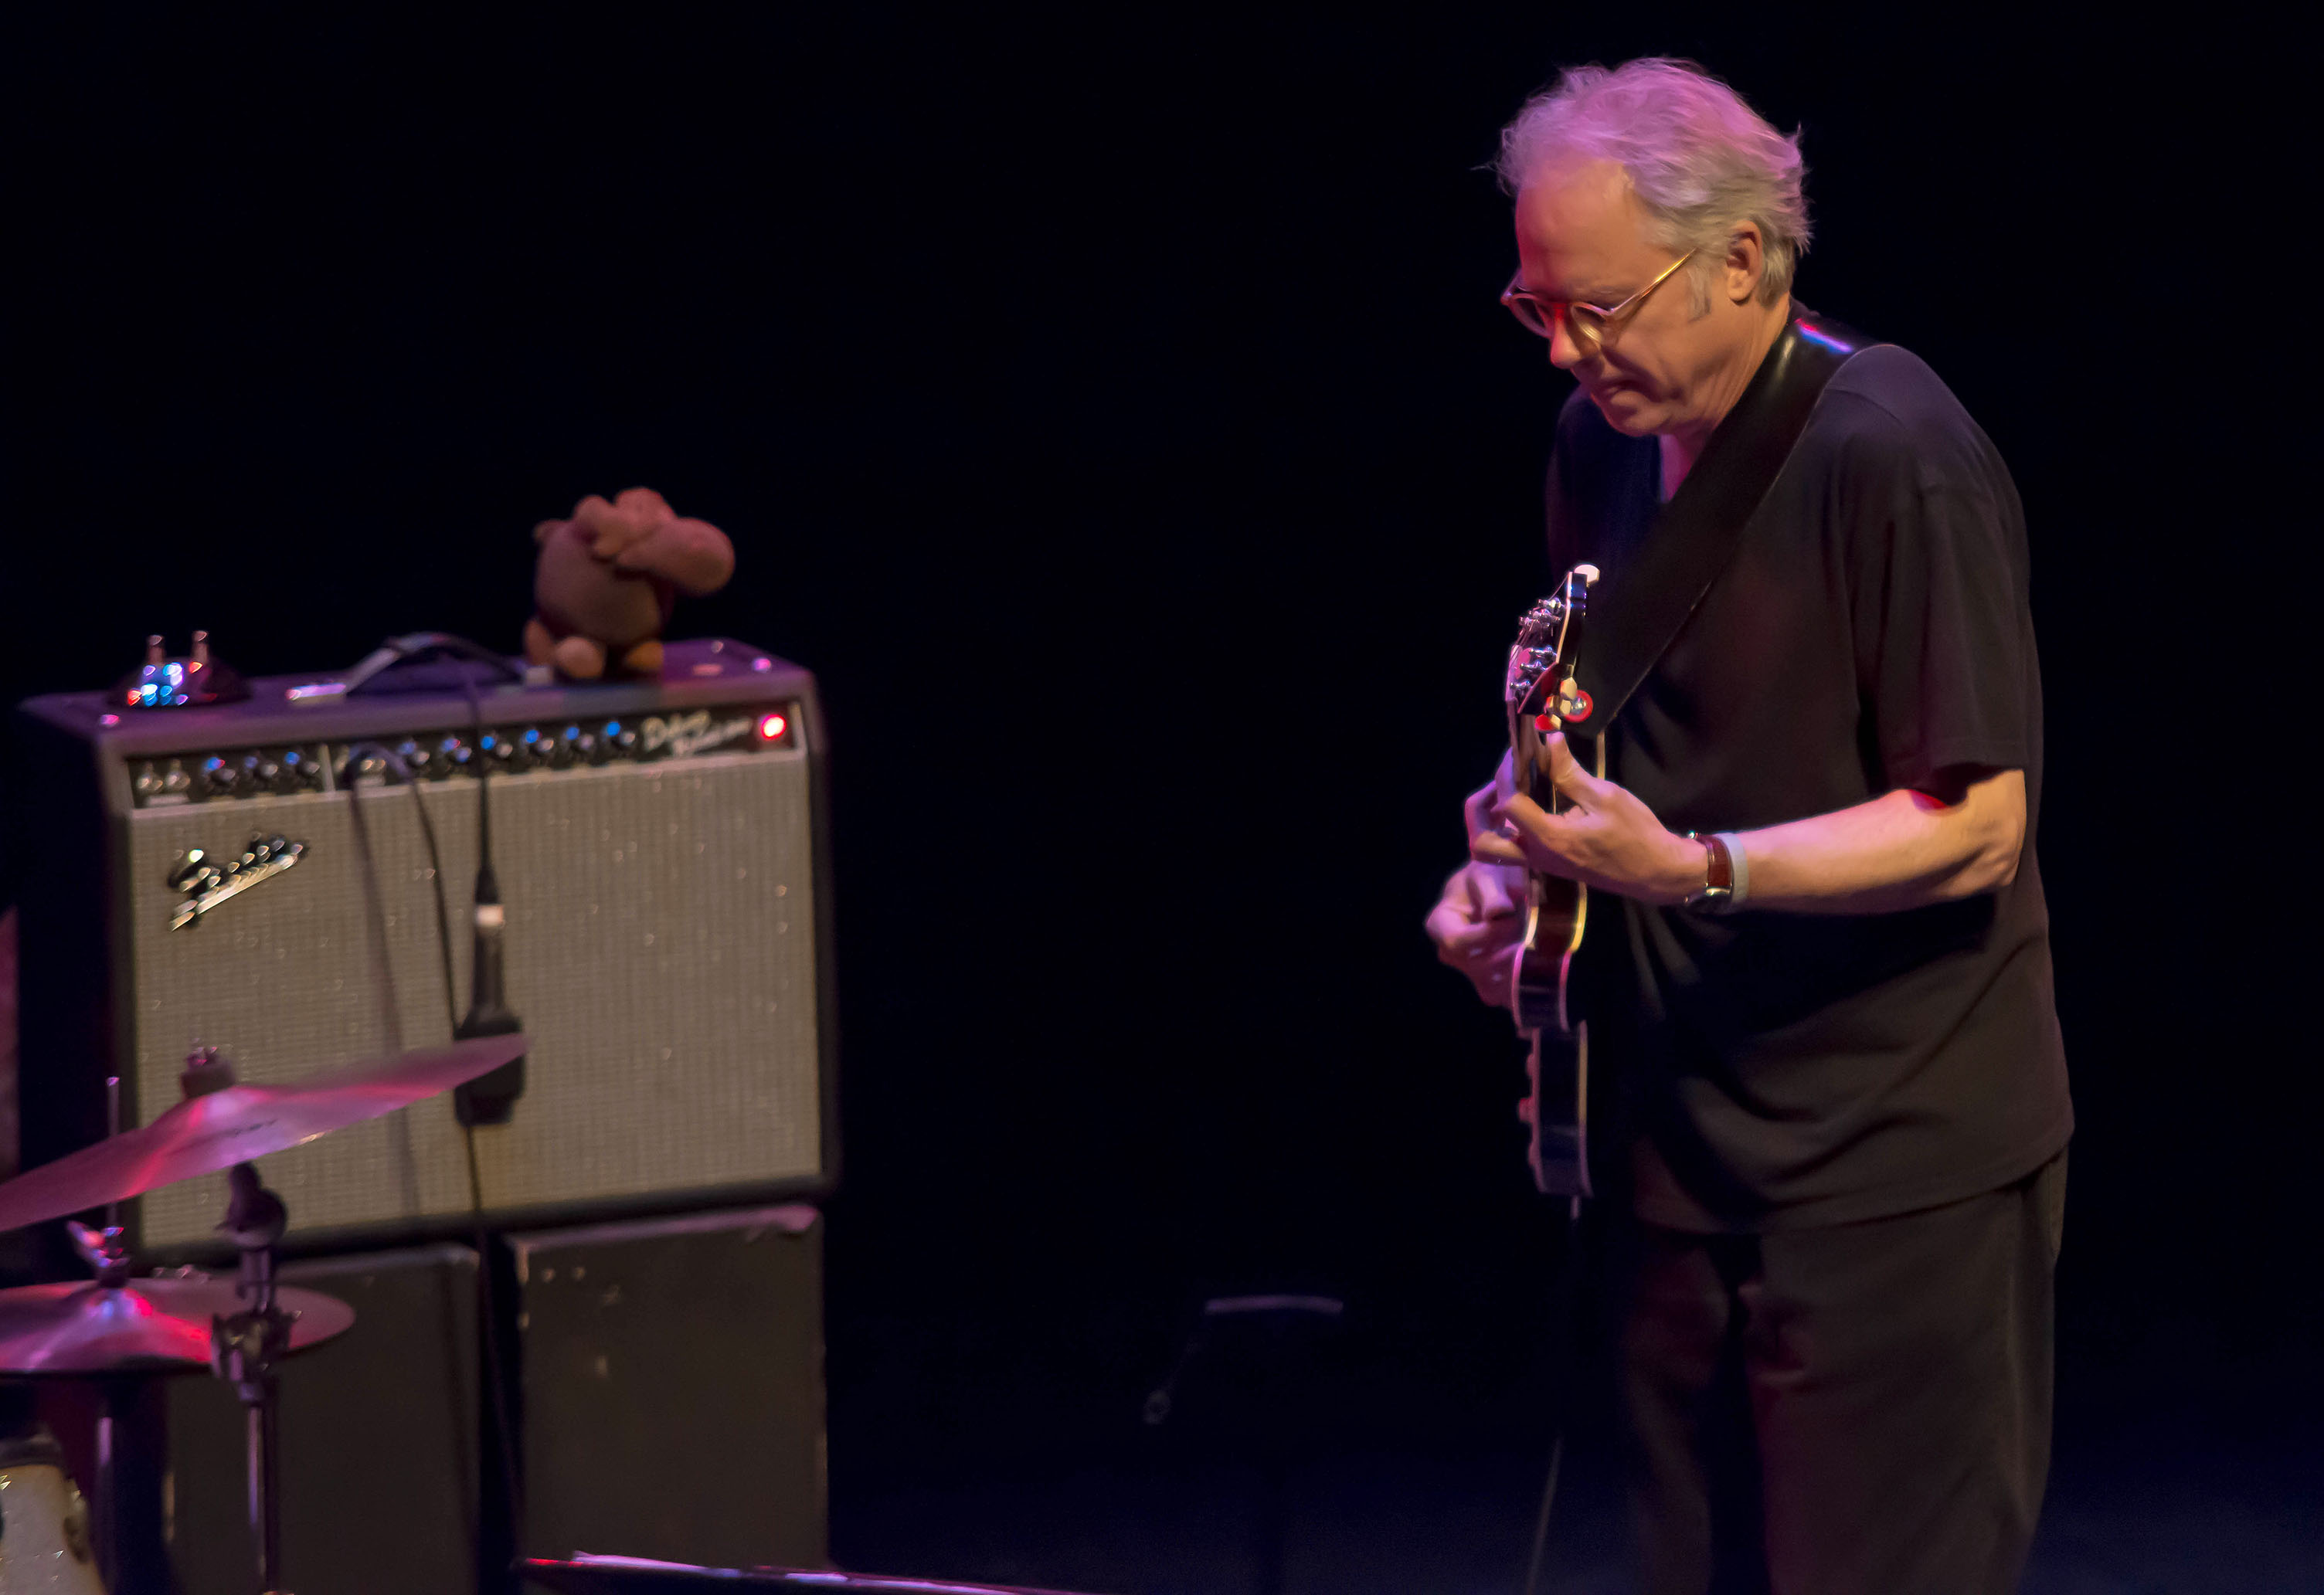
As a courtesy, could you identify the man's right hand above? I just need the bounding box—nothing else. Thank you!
[1426,860,1527,1008]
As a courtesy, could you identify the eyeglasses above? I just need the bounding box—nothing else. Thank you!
[1500,249,1696,358]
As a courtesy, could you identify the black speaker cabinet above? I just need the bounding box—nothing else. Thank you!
[513,1204,825,1570]
[165,1242,484,1595]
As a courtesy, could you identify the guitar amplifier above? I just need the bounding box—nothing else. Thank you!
[12,638,836,1256]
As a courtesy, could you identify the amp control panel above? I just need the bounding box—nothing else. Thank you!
[127,705,799,808]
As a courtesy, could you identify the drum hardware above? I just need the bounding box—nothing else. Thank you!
[104,1076,121,1234]
[0,1254,357,1594]
[0,1224,355,1593]
[0,1034,531,1237]
[0,1034,528,1594]
[209,1161,294,1595]
[0,1235,356,1374]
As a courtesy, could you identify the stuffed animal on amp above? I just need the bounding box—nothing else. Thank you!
[524,487,736,680]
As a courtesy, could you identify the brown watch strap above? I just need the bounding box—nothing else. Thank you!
[1701,832,1734,894]
[1684,830,1734,908]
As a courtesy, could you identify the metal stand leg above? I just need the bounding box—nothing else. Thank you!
[245,1391,281,1591]
[210,1162,295,1595]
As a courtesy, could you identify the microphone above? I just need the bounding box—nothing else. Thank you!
[454,742,526,1126]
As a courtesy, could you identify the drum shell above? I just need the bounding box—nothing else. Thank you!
[0,1430,106,1595]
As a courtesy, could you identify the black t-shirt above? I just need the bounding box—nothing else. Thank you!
[1548,339,2072,1231]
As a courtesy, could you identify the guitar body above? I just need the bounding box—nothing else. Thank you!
[1502,566,1601,1199]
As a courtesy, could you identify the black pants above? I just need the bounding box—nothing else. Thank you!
[1616,1154,2065,1595]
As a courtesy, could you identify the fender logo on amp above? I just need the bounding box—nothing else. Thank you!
[168,834,304,931]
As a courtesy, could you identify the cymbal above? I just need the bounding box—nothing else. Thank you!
[0,1035,530,1234]
[0,1276,355,1374]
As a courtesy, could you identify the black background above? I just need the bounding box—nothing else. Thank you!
[5,0,2312,1507]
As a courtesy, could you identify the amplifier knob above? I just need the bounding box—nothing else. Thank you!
[133,763,162,799]
[549,726,581,769]
[197,755,233,798]
[161,761,191,796]
[603,721,638,758]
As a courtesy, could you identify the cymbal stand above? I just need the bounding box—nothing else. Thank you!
[209,1161,296,1595]
[63,1213,138,1591]
[81,1074,137,1593]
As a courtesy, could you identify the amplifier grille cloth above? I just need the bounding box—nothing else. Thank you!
[124,752,821,1247]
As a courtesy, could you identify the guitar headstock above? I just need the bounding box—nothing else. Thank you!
[1506,563,1599,721]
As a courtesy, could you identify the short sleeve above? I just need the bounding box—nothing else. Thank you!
[1840,400,2037,792]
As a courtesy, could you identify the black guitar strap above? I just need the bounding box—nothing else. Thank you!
[1568,311,1874,733]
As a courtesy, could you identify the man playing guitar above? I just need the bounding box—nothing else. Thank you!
[1425,59,2071,1595]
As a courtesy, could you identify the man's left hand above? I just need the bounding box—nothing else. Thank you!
[1468,732,1705,905]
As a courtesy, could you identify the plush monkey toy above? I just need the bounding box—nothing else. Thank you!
[524,487,736,680]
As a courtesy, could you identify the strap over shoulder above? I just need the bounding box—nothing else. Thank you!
[1567,311,1873,740]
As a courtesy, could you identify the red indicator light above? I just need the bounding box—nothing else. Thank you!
[757,713,788,742]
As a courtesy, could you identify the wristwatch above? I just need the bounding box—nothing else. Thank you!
[1683,831,1741,913]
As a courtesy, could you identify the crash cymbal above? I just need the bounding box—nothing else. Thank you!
[0,1276,355,1374]
[0,1035,529,1234]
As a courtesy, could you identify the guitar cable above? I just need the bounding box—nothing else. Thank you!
[339,731,527,1576]
[449,668,530,1546]
[341,634,532,1561]
[1524,1432,1566,1595]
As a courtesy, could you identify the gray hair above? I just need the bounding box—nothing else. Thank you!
[1494,59,1809,307]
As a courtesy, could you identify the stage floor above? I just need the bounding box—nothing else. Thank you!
[831,1318,2324,1595]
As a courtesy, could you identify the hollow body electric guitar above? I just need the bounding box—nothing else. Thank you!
[1503,563,1602,1200]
